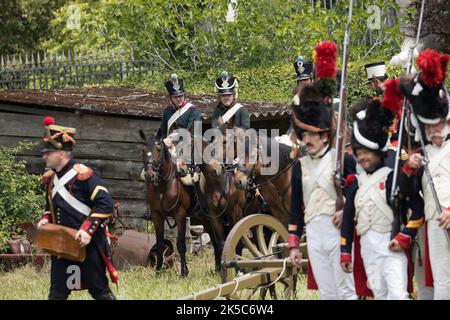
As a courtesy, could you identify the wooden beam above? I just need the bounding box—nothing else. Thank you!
[0,110,160,142]
[177,267,296,300]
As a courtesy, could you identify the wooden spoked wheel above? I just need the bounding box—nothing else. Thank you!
[221,214,296,300]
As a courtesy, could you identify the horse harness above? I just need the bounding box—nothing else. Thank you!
[235,158,299,216]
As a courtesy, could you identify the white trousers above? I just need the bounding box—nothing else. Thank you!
[306,215,357,300]
[413,226,434,300]
[427,219,450,300]
[360,230,409,300]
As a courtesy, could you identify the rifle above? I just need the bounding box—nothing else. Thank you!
[390,0,426,238]
[413,113,450,246]
[333,0,354,212]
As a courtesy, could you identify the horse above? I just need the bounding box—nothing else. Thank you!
[199,135,259,272]
[139,129,194,277]
[233,134,296,227]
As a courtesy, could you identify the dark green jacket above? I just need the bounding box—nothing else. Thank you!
[160,104,201,138]
[211,103,250,129]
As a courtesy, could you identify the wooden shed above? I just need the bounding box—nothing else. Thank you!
[0,87,291,228]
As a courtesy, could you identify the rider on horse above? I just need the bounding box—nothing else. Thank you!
[159,74,208,217]
[211,71,250,131]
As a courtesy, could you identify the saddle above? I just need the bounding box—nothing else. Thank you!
[35,223,86,262]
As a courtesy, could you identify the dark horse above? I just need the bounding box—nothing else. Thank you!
[140,129,194,277]
[233,134,296,226]
[199,135,260,272]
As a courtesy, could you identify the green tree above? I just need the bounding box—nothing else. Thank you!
[0,0,65,54]
[41,0,404,71]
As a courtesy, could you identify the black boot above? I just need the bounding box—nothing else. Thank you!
[194,181,209,216]
[48,292,70,300]
[191,165,208,217]
[93,291,116,300]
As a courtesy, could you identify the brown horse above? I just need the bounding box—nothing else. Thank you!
[140,129,193,277]
[199,136,254,271]
[233,135,296,227]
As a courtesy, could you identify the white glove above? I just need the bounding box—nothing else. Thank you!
[75,229,92,247]
[163,136,173,147]
[37,218,49,229]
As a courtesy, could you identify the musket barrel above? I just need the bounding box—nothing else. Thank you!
[334,0,353,177]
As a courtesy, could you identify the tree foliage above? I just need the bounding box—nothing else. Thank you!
[411,0,450,53]
[0,0,65,54]
[41,0,404,72]
[0,142,45,249]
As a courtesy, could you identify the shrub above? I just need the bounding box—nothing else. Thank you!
[0,141,45,249]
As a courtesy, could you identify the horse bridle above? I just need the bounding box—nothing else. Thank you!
[144,141,173,184]
[236,163,257,187]
[236,158,299,190]
[143,140,182,214]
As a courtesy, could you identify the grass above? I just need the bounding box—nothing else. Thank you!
[0,249,319,300]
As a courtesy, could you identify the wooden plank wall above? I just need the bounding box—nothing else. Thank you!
[0,103,160,228]
[0,103,291,229]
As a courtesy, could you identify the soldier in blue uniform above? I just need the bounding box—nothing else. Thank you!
[211,71,250,130]
[37,117,117,300]
[160,74,201,139]
[287,56,315,136]
[293,56,314,103]
[158,74,208,216]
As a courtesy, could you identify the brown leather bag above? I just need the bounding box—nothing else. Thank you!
[8,236,32,254]
[35,223,86,262]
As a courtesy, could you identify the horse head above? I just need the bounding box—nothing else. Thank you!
[202,132,241,179]
[233,139,259,190]
[234,161,258,190]
[140,129,169,186]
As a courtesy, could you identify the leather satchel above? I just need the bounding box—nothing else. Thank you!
[35,223,86,262]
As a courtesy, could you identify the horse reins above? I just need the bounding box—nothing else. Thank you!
[206,171,232,219]
[143,140,182,227]
[237,157,299,190]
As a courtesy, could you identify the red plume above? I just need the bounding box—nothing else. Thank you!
[382,78,403,117]
[43,116,55,126]
[315,41,338,79]
[416,49,450,89]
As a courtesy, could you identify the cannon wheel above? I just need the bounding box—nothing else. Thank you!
[221,214,296,300]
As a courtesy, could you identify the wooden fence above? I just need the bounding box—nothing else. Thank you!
[0,49,159,90]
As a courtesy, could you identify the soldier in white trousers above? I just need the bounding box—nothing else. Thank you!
[399,49,450,300]
[413,226,434,300]
[340,78,411,300]
[288,84,357,300]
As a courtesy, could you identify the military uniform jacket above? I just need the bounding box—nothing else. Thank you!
[42,159,114,238]
[341,162,424,255]
[401,139,450,221]
[160,103,201,139]
[288,147,356,238]
[211,103,250,130]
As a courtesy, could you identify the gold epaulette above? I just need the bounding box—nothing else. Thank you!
[388,145,409,161]
[42,170,55,185]
[74,164,93,181]
[401,149,409,161]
